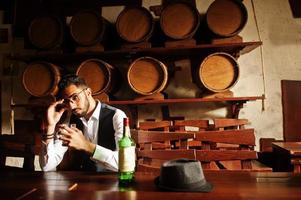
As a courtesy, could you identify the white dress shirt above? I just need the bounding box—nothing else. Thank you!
[39,102,127,172]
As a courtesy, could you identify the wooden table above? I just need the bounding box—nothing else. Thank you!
[273,142,301,173]
[1,171,301,199]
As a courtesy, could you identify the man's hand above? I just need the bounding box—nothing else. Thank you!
[58,124,96,156]
[47,100,67,128]
[42,100,67,143]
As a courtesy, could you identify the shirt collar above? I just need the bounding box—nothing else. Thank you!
[80,100,101,122]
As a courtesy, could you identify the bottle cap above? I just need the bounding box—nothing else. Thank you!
[123,118,129,126]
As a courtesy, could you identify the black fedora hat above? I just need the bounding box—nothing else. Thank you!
[154,159,213,192]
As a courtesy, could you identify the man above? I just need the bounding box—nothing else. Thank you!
[39,74,127,172]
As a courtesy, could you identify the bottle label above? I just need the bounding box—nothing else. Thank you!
[119,146,136,172]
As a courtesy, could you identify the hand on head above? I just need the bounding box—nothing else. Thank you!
[47,99,67,128]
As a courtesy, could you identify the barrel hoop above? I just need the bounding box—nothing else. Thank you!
[127,56,168,95]
[22,62,61,97]
[160,2,200,39]
[116,6,154,43]
[206,0,248,37]
[199,52,239,93]
[70,10,106,46]
[76,59,113,95]
[28,16,64,49]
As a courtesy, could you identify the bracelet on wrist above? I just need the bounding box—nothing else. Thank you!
[41,133,55,140]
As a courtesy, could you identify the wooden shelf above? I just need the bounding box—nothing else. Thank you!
[108,96,264,125]
[11,96,264,124]
[11,96,264,108]
[9,41,262,63]
[108,96,264,105]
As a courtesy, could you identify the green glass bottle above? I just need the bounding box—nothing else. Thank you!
[118,118,136,185]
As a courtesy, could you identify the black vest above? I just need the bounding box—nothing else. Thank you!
[57,103,117,171]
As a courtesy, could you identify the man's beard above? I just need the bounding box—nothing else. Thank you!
[72,95,90,117]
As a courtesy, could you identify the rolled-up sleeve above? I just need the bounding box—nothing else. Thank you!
[91,109,126,172]
[39,138,68,171]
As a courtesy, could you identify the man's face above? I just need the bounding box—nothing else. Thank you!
[61,84,90,117]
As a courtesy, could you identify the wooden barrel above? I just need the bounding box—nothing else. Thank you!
[197,52,239,93]
[160,2,200,39]
[28,16,64,49]
[127,57,168,95]
[76,59,114,95]
[116,6,154,43]
[22,62,61,97]
[206,0,248,37]
[69,10,109,46]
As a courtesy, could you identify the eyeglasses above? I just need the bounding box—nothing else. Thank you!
[63,88,87,104]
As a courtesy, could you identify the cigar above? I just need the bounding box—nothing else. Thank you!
[68,183,78,191]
